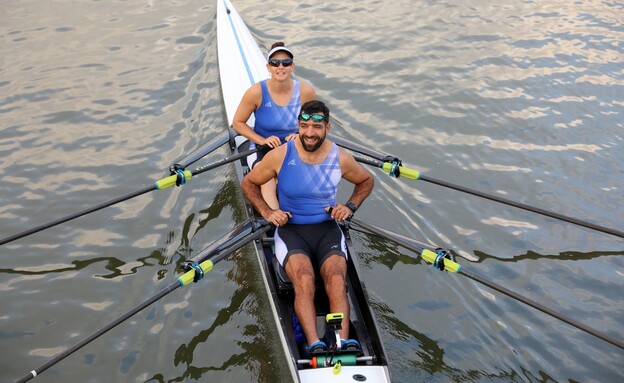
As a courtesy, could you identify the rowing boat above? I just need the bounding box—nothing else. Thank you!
[216,0,391,381]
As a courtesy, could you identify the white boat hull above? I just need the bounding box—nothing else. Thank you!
[217,1,391,382]
[217,0,268,127]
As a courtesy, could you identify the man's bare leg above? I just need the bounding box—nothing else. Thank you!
[320,255,349,340]
[285,253,319,344]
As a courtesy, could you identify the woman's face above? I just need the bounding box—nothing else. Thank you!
[267,51,294,79]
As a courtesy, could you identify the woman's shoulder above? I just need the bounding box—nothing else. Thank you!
[248,81,263,95]
[298,80,317,101]
[240,82,263,104]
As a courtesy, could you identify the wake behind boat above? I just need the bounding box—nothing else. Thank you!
[217,0,391,381]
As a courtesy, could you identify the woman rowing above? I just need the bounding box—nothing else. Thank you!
[233,42,316,209]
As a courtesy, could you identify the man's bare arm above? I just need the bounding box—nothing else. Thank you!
[329,148,374,220]
[241,146,291,226]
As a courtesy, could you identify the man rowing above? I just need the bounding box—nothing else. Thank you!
[241,100,374,353]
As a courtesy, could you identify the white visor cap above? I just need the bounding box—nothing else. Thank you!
[267,46,293,60]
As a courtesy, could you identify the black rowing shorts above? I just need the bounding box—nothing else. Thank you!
[274,220,347,269]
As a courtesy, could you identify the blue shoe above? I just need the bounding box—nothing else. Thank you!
[341,339,362,351]
[308,340,328,354]
[291,314,305,346]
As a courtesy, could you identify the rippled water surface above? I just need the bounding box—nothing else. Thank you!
[1,0,623,382]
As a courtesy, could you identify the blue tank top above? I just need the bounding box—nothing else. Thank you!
[253,79,301,142]
[277,141,342,225]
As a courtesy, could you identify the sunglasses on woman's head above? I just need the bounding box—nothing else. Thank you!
[298,113,325,122]
[268,58,294,67]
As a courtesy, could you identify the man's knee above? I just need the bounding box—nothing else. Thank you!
[286,254,315,287]
[321,255,347,289]
[321,254,347,274]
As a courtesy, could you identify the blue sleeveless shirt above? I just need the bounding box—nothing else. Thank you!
[253,80,301,142]
[277,141,342,225]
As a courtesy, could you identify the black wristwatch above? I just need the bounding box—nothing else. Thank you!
[345,202,358,214]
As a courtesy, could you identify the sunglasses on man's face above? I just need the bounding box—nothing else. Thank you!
[268,58,294,67]
[298,113,325,123]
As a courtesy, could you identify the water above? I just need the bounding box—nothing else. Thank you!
[1,0,623,382]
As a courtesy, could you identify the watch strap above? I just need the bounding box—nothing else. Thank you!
[345,202,357,213]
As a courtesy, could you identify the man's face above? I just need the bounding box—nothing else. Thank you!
[298,113,328,152]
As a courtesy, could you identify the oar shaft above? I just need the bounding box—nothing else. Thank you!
[351,218,624,351]
[459,268,624,351]
[0,185,155,246]
[16,221,271,382]
[171,129,230,170]
[16,283,179,383]
[1,143,268,247]
[347,147,623,239]
[350,218,437,253]
[335,133,623,240]
[191,144,267,177]
[350,153,383,169]
[330,133,389,161]
[420,174,624,239]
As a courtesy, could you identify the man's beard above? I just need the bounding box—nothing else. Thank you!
[300,132,326,152]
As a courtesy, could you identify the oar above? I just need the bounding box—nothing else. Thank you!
[0,143,268,247]
[169,129,230,172]
[330,134,624,240]
[15,219,271,383]
[329,133,391,162]
[348,217,624,351]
